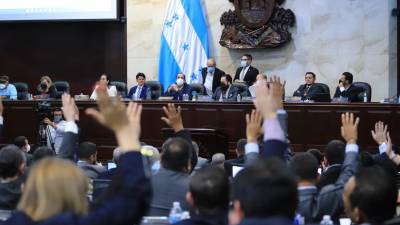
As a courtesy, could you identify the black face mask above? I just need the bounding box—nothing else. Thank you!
[221,83,228,91]
[40,82,48,90]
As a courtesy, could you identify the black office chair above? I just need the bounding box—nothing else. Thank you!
[232,82,249,97]
[353,82,372,102]
[313,83,331,102]
[13,82,29,100]
[191,83,205,95]
[145,81,163,100]
[53,81,70,98]
[109,81,127,98]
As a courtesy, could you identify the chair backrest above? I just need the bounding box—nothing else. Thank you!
[191,83,204,95]
[109,81,127,98]
[313,83,331,102]
[145,81,164,100]
[353,82,372,102]
[232,83,249,97]
[53,81,70,98]
[13,82,29,100]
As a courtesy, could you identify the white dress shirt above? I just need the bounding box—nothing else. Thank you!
[90,85,118,100]
[204,73,214,96]
[239,66,250,81]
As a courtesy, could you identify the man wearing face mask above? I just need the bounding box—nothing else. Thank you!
[234,54,259,86]
[333,72,363,102]
[201,58,225,96]
[212,74,239,102]
[165,73,193,100]
[0,76,17,100]
[13,136,33,167]
[43,108,67,154]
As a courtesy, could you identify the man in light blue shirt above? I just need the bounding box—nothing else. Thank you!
[0,76,17,100]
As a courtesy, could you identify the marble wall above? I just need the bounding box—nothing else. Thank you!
[127,0,397,101]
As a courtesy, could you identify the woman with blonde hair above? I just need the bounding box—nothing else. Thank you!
[34,76,58,99]
[4,88,151,225]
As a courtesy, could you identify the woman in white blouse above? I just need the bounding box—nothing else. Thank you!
[90,74,118,100]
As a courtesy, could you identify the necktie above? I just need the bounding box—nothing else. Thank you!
[136,86,142,99]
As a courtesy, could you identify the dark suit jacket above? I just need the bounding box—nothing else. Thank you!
[34,85,58,99]
[127,85,151,100]
[238,217,294,225]
[212,86,239,102]
[297,151,359,223]
[317,164,341,190]
[202,67,225,93]
[333,84,364,102]
[3,152,151,225]
[293,84,325,100]
[149,167,190,216]
[234,66,259,86]
[175,211,228,225]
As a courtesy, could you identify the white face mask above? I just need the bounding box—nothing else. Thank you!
[25,144,31,152]
[340,87,345,92]
[0,84,6,89]
[176,78,184,87]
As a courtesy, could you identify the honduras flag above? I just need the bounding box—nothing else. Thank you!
[158,0,209,90]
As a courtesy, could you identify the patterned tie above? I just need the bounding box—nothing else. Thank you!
[136,86,142,99]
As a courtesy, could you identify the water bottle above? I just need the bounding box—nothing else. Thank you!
[169,201,182,224]
[183,94,189,101]
[237,94,241,102]
[363,92,367,103]
[191,91,198,101]
[293,214,305,225]
[320,215,333,225]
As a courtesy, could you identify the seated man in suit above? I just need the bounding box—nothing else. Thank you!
[165,73,192,100]
[76,142,106,179]
[293,72,325,100]
[0,76,17,100]
[202,58,225,96]
[317,140,345,190]
[224,138,246,176]
[333,72,363,102]
[212,74,239,102]
[175,166,229,225]
[127,72,151,100]
[234,54,259,86]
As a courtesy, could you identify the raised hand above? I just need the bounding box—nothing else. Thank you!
[161,103,184,132]
[340,112,360,144]
[384,132,400,165]
[371,121,387,145]
[86,83,142,151]
[61,94,77,122]
[253,75,284,119]
[246,110,263,143]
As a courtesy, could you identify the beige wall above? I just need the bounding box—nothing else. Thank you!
[127,0,397,101]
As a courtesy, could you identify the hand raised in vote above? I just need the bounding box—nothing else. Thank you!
[61,94,77,122]
[371,121,387,145]
[161,103,184,132]
[168,84,178,92]
[86,82,142,151]
[246,110,263,143]
[340,112,359,145]
[253,75,284,119]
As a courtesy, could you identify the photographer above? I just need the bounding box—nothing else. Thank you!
[34,76,58,99]
[43,108,66,154]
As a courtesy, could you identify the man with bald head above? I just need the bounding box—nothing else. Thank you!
[201,58,226,96]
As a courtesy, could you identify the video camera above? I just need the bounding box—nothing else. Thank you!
[37,101,53,121]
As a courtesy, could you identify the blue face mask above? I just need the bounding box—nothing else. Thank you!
[53,115,62,123]
[240,60,248,67]
[207,67,215,74]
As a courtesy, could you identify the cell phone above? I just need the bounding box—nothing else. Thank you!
[107,161,117,170]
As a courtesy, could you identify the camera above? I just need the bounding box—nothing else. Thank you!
[37,101,53,121]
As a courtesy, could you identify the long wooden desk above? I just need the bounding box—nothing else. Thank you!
[1,100,399,160]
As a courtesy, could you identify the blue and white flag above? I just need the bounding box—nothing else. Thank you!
[158,0,209,90]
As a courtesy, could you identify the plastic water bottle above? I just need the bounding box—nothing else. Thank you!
[183,94,189,101]
[191,91,198,101]
[293,214,305,225]
[237,94,241,102]
[320,215,333,225]
[363,92,367,103]
[169,202,183,224]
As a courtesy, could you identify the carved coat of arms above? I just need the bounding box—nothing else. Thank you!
[220,0,295,49]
